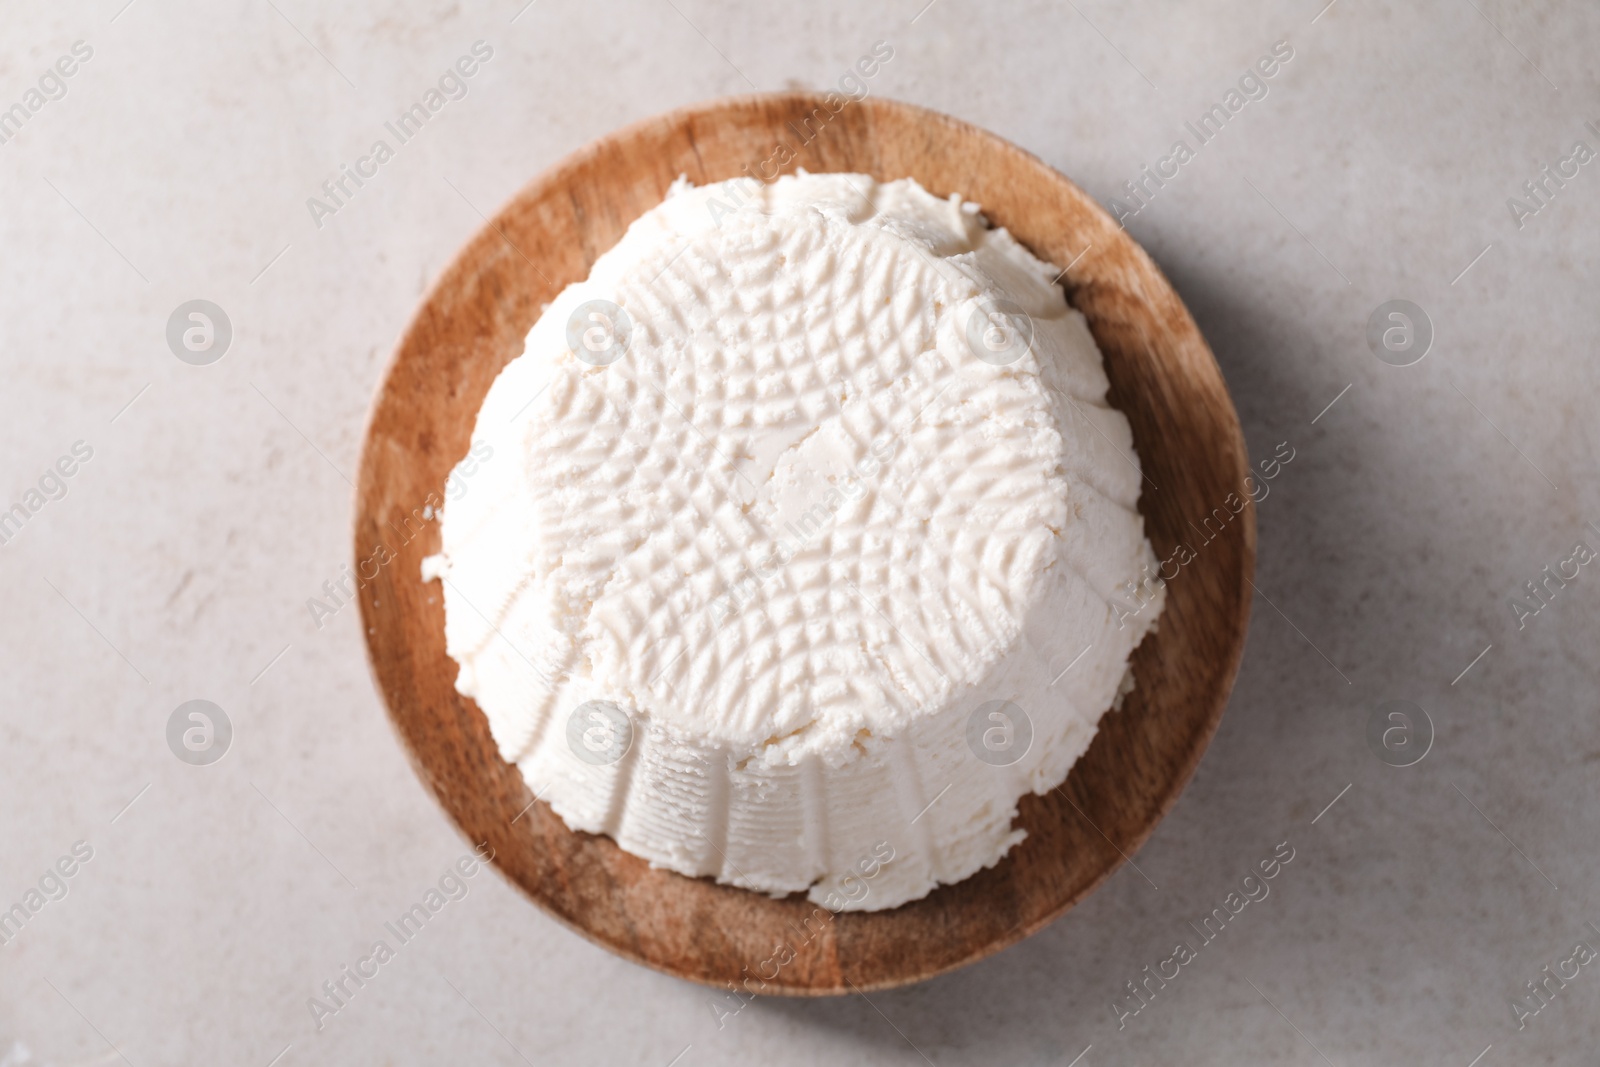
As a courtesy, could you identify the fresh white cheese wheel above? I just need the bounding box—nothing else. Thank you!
[425,171,1164,911]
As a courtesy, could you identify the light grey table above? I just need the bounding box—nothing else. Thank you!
[2,1,1597,1063]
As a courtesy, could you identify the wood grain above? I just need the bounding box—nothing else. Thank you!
[354,93,1255,995]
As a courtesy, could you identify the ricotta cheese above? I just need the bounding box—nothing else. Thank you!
[424,171,1164,911]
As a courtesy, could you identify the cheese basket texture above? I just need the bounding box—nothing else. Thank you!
[355,92,1255,994]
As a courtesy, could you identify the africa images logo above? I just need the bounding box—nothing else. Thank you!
[305,41,494,230]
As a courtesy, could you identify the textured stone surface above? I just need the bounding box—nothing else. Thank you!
[0,1,1596,1063]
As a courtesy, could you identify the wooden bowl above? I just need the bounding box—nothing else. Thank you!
[355,93,1254,995]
